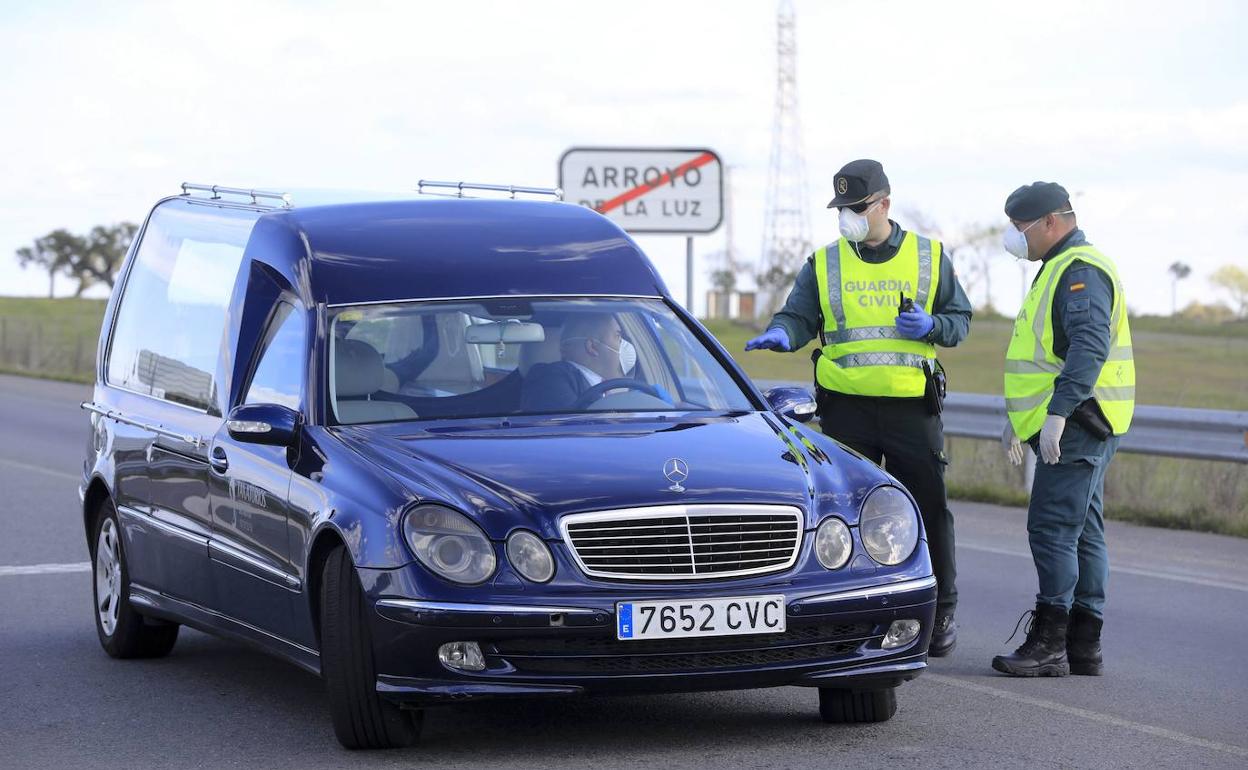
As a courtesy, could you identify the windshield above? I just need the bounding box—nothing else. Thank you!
[327,297,754,424]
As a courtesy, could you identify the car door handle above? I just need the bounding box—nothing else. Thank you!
[209,446,229,474]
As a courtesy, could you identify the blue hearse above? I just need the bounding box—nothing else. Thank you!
[81,181,937,749]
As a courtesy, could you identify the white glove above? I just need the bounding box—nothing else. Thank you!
[1038,414,1067,465]
[1001,422,1023,466]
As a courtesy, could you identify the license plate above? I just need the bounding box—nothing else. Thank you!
[616,594,786,641]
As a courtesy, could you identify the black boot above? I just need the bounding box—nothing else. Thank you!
[928,609,957,657]
[991,604,1070,677]
[1067,607,1104,676]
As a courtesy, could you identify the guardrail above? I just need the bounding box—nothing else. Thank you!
[755,381,1248,465]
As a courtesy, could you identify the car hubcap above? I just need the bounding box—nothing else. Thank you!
[95,518,122,636]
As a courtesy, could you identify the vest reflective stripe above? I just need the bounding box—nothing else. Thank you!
[1004,245,1136,440]
[915,236,934,309]
[1004,387,1138,416]
[831,351,931,369]
[1005,391,1052,413]
[1003,344,1133,374]
[822,325,905,343]
[823,242,848,330]
[813,233,941,397]
[1003,359,1062,374]
[1094,385,1136,402]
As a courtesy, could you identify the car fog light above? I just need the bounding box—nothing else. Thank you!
[882,619,921,650]
[506,530,555,583]
[438,641,486,672]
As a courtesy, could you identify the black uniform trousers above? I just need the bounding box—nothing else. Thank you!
[818,390,957,614]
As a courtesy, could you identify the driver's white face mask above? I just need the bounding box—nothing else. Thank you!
[564,335,637,375]
[595,337,636,375]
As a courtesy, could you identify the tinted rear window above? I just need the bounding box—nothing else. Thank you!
[106,201,257,412]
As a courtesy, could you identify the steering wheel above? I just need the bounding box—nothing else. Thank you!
[572,378,663,409]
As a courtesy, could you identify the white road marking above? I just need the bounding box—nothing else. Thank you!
[960,542,1248,593]
[0,457,80,482]
[927,673,1248,760]
[0,562,91,577]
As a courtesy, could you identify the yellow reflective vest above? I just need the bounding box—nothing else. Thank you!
[1004,244,1135,441]
[812,233,940,397]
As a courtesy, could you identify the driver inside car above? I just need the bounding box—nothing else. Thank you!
[521,313,667,412]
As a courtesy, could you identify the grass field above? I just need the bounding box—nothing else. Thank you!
[0,297,107,382]
[710,317,1248,411]
[2,297,1245,535]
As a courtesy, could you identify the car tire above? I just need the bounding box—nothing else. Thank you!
[321,545,422,750]
[818,686,898,723]
[91,499,179,658]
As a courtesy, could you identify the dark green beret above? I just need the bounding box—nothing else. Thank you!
[1004,181,1071,220]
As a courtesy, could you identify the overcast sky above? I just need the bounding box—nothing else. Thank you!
[2,0,1245,317]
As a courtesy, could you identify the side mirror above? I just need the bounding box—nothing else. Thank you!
[763,386,817,424]
[226,403,301,446]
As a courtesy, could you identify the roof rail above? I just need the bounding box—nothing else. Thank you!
[180,183,293,209]
[416,180,563,201]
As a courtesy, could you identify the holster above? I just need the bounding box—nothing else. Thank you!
[922,360,947,416]
[1071,397,1113,440]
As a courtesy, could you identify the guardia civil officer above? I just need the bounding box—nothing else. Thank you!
[745,159,972,656]
[992,182,1135,677]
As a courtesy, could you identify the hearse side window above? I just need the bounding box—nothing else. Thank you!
[106,202,256,412]
[244,302,306,411]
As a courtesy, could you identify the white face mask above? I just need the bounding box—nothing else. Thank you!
[1003,210,1074,260]
[598,337,636,376]
[1003,219,1041,260]
[838,201,879,243]
[569,335,636,376]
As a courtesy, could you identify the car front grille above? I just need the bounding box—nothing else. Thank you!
[560,505,805,581]
[491,621,875,675]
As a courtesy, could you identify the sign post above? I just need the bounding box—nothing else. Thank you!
[559,147,723,313]
[685,236,694,310]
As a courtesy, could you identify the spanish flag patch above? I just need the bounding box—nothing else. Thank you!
[1070,282,1086,292]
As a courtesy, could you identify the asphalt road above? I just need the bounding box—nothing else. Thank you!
[1,373,1245,769]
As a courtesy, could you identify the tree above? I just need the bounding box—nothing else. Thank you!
[15,230,80,298]
[1180,300,1235,323]
[709,269,737,293]
[897,208,1008,313]
[1167,261,1192,315]
[73,223,138,294]
[14,222,137,297]
[1209,264,1248,318]
[754,264,799,323]
[944,223,1006,314]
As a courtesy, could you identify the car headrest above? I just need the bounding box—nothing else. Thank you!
[380,366,400,393]
[336,338,385,397]
[519,326,563,374]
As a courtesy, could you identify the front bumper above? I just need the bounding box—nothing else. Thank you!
[366,575,937,707]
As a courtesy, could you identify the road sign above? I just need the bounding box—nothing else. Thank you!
[558,147,723,234]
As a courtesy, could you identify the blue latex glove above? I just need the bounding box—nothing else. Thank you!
[744,327,790,352]
[895,306,935,340]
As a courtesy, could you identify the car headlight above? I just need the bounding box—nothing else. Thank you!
[402,505,496,584]
[505,530,555,583]
[859,486,919,566]
[814,516,852,570]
